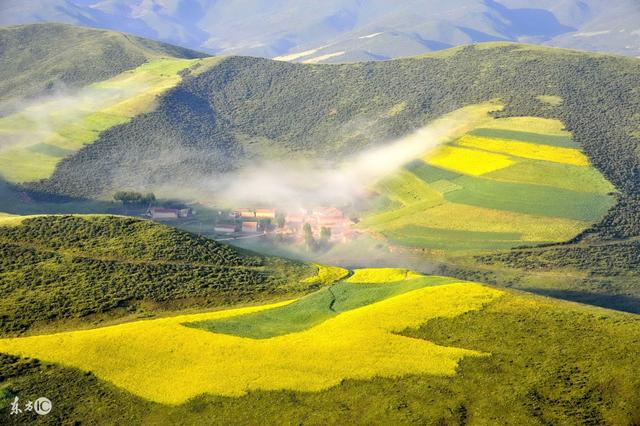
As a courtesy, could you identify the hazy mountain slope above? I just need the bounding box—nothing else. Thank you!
[0,23,207,106]
[1,1,639,60]
[0,215,313,334]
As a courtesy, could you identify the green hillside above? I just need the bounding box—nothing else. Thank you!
[23,44,638,206]
[0,215,315,335]
[1,34,636,312]
[0,56,218,182]
[0,281,638,425]
[0,23,207,106]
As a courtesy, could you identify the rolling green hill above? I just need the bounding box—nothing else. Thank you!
[0,215,315,335]
[0,56,219,182]
[0,23,207,107]
[1,24,640,426]
[0,277,638,425]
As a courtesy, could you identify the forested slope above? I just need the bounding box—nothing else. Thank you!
[0,23,207,107]
[0,215,313,334]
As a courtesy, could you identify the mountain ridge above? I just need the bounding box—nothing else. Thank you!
[2,0,639,61]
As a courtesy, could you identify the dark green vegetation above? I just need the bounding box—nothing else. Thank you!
[188,275,458,338]
[441,238,640,315]
[0,215,314,335]
[0,23,205,108]
[24,43,639,215]
[1,291,638,425]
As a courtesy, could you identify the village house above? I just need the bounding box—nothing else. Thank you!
[214,224,237,234]
[234,208,256,218]
[147,207,193,220]
[255,208,276,219]
[147,207,179,220]
[242,221,259,233]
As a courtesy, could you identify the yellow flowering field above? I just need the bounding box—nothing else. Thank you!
[345,268,424,283]
[456,135,589,166]
[425,145,515,175]
[302,264,350,285]
[0,281,503,405]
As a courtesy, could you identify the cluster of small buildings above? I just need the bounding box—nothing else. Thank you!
[213,208,277,235]
[233,208,277,220]
[282,207,356,243]
[212,206,356,243]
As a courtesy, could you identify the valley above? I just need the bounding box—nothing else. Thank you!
[0,21,639,425]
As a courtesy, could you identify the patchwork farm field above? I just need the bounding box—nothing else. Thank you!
[361,107,616,252]
[0,57,218,183]
[0,269,502,404]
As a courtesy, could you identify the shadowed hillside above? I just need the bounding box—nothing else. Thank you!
[0,215,314,334]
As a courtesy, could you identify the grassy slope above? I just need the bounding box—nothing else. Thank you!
[0,215,315,335]
[25,42,638,204]
[0,23,207,106]
[0,56,216,182]
[0,289,637,424]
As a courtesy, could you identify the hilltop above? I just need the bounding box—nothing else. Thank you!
[2,1,639,59]
[0,23,207,106]
[0,214,315,335]
[1,26,640,313]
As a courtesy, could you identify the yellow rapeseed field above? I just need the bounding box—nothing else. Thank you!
[425,145,515,175]
[456,135,589,166]
[0,282,503,405]
[302,264,350,285]
[345,268,424,283]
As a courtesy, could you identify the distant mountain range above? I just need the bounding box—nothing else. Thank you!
[1,0,639,62]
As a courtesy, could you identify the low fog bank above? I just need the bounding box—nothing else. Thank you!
[204,106,490,209]
[0,81,151,153]
[192,105,498,267]
[230,234,442,272]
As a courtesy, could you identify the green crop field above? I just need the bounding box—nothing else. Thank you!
[189,271,459,338]
[444,175,612,221]
[361,109,616,253]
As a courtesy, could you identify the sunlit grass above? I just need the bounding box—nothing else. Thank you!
[345,268,423,283]
[302,264,350,285]
[0,57,203,182]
